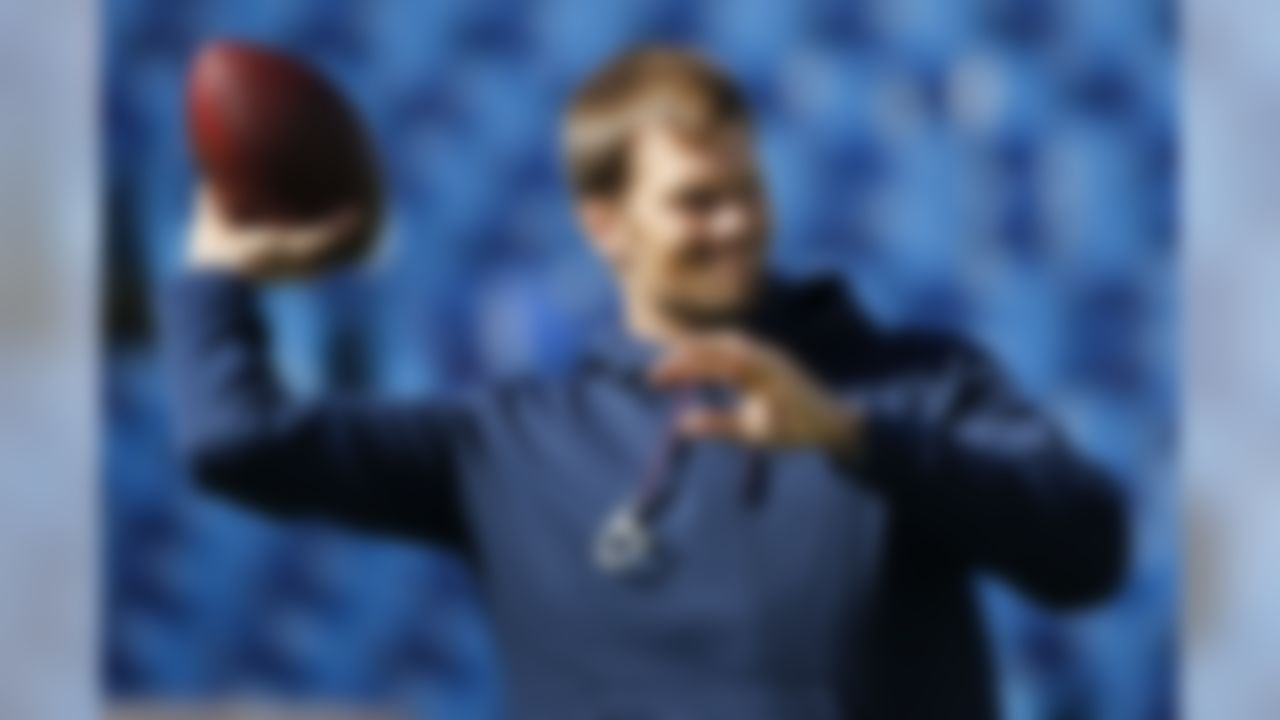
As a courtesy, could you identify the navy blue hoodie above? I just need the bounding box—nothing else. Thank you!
[162,271,1127,719]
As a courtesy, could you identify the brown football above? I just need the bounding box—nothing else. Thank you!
[187,40,381,262]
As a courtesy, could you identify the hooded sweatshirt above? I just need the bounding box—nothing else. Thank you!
[162,271,1127,719]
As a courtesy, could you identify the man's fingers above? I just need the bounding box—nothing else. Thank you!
[287,206,362,247]
[267,207,364,272]
[222,205,362,249]
[675,406,749,442]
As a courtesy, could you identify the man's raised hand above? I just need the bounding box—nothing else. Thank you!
[188,185,365,281]
[649,333,864,460]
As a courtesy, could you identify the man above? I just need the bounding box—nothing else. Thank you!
[163,47,1127,718]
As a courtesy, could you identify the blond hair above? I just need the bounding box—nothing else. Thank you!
[562,46,750,198]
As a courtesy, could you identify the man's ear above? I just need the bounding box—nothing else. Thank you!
[576,197,627,267]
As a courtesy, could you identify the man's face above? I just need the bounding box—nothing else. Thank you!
[586,123,770,327]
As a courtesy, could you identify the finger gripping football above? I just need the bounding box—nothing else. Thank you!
[187,40,381,262]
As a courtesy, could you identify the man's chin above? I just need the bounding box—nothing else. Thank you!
[665,283,762,329]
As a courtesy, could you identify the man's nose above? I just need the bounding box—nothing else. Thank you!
[708,200,756,241]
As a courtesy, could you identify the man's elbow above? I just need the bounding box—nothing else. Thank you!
[181,428,280,499]
[1036,484,1131,609]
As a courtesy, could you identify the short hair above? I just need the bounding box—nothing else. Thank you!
[562,46,751,199]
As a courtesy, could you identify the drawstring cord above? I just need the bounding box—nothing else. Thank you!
[594,388,770,576]
[631,390,695,522]
[593,389,692,576]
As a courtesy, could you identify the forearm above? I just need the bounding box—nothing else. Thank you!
[160,271,302,504]
[160,270,470,541]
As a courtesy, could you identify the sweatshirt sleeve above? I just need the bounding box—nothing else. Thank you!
[160,271,471,547]
[845,343,1129,608]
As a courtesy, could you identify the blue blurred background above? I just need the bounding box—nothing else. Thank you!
[103,0,1175,717]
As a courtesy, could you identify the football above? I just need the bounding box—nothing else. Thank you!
[186,40,381,262]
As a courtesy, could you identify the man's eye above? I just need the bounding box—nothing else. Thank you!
[732,176,762,201]
[677,190,719,213]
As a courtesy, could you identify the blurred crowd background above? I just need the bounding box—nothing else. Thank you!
[103,0,1175,718]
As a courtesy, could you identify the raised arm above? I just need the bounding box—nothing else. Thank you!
[160,189,471,547]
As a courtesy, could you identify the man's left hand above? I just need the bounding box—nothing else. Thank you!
[649,333,863,461]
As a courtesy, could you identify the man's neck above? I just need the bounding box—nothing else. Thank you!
[625,301,690,349]
[623,294,751,349]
